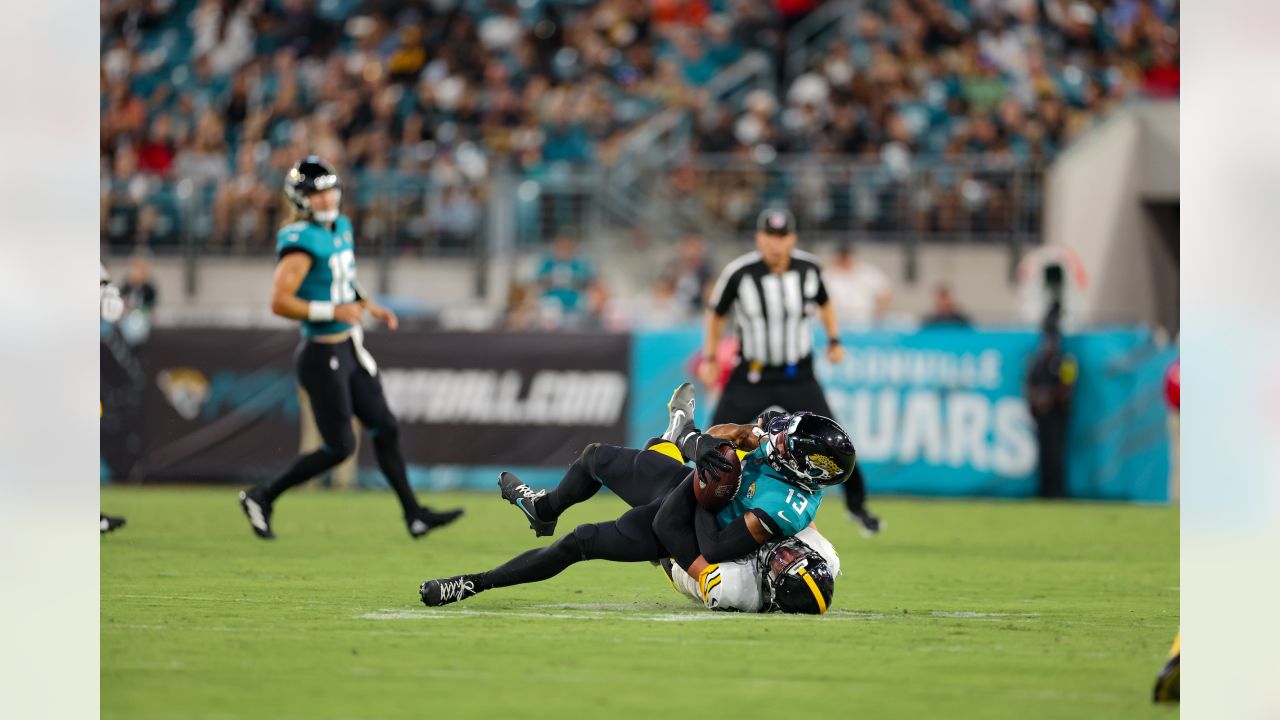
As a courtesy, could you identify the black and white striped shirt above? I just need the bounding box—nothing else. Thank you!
[708,250,830,369]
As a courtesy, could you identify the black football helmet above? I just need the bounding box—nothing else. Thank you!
[284,156,342,221]
[762,412,857,492]
[761,537,834,615]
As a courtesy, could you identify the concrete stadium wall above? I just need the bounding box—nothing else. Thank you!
[107,241,1023,327]
[1043,101,1179,332]
[569,241,1023,325]
[104,255,483,327]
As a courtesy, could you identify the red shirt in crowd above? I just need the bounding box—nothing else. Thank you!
[1144,63,1180,98]
[137,142,175,175]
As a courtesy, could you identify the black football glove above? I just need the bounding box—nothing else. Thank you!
[695,441,736,481]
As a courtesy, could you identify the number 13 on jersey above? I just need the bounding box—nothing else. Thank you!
[777,488,810,525]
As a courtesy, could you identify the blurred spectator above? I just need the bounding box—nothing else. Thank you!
[136,115,176,177]
[213,150,273,252]
[121,254,159,315]
[634,274,688,330]
[119,254,159,346]
[580,280,630,332]
[922,283,972,327]
[824,242,892,326]
[535,235,595,315]
[667,232,715,316]
[503,282,540,332]
[428,185,482,250]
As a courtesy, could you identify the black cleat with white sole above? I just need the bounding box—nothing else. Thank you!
[662,382,696,445]
[100,514,127,534]
[406,507,465,539]
[499,471,556,537]
[420,575,482,607]
[848,509,884,537]
[239,486,276,540]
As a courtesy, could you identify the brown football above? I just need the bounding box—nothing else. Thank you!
[693,444,743,512]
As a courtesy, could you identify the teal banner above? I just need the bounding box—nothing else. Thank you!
[628,326,1175,502]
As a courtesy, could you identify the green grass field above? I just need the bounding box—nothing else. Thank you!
[102,486,1178,720]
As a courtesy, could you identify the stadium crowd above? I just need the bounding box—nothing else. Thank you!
[102,0,768,252]
[102,0,1178,254]
[689,0,1179,232]
[101,0,1177,331]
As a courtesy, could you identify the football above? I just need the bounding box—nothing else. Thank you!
[693,443,743,512]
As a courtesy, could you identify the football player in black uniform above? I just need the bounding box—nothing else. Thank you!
[418,385,855,609]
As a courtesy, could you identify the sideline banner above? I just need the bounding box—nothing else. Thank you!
[105,324,1171,500]
[115,329,629,482]
[630,326,1175,502]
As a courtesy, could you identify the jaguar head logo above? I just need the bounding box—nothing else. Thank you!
[157,368,210,421]
[807,454,841,479]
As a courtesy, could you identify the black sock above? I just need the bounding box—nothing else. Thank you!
[675,427,705,464]
[537,449,602,521]
[477,534,583,590]
[263,448,346,503]
[372,429,421,517]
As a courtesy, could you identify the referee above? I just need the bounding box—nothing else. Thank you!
[698,208,881,535]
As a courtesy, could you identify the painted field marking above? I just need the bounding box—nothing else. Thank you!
[353,608,1033,623]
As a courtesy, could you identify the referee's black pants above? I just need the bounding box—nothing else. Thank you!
[1034,409,1070,499]
[710,366,871,515]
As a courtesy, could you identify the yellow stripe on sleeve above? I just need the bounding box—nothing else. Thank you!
[697,564,720,601]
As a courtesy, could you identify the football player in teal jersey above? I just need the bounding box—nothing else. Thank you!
[418,385,854,610]
[659,408,857,581]
[238,157,462,540]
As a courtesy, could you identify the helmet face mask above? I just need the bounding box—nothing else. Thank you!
[761,538,834,614]
[285,156,342,223]
[763,412,857,492]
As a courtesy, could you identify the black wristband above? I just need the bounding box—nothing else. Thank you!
[828,337,841,346]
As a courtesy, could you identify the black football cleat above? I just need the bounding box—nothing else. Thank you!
[420,575,481,607]
[407,507,465,539]
[100,514,127,534]
[848,509,884,537]
[239,487,276,540]
[1153,635,1180,702]
[498,471,556,537]
[662,382,696,444]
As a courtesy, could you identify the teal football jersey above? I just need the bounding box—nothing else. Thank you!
[716,447,825,538]
[275,216,357,337]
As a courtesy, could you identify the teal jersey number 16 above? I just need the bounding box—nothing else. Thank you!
[276,216,358,337]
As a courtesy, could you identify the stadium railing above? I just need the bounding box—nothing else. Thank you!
[102,154,1043,292]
